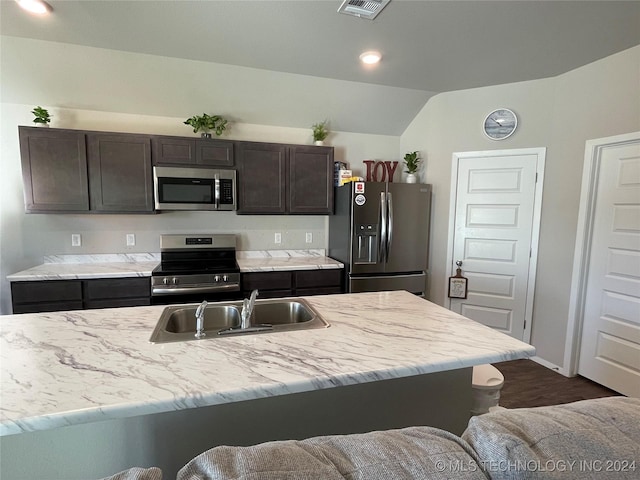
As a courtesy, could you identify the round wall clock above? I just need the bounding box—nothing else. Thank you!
[483,108,518,140]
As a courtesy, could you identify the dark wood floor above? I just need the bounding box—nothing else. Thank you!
[494,359,621,409]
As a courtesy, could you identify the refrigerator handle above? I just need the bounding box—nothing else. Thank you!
[379,191,387,263]
[386,191,393,260]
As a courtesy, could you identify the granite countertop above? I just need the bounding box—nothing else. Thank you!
[0,290,535,436]
[7,251,343,281]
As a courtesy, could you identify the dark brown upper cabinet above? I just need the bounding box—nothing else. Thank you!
[87,133,154,212]
[152,136,234,167]
[237,142,287,214]
[18,126,154,214]
[19,127,89,212]
[236,143,334,215]
[289,146,334,214]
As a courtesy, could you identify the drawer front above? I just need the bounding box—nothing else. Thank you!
[12,301,84,314]
[83,278,151,300]
[295,269,342,288]
[243,289,293,299]
[296,286,343,296]
[242,272,293,291]
[11,280,82,304]
[84,297,151,309]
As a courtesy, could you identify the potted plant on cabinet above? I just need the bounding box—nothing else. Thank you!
[403,151,421,183]
[32,106,51,127]
[311,120,329,146]
[184,113,228,138]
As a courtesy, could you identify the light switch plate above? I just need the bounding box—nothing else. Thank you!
[274,232,282,244]
[305,232,313,243]
[126,234,136,246]
[71,234,81,247]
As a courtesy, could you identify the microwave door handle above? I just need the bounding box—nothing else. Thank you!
[386,192,393,262]
[214,174,220,210]
[379,191,387,263]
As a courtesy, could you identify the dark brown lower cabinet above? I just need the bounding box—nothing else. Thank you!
[10,277,151,314]
[82,277,151,309]
[11,280,83,314]
[241,269,343,298]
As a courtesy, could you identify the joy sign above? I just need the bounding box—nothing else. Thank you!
[362,160,399,182]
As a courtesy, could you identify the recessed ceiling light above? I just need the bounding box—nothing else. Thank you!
[360,51,382,65]
[16,0,52,15]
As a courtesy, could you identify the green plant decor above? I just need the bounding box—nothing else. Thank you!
[32,106,51,125]
[403,151,421,174]
[311,121,329,142]
[184,113,228,136]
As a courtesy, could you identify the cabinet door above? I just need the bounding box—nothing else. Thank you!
[83,277,151,309]
[289,146,334,214]
[197,139,234,166]
[153,137,234,167]
[18,127,89,212]
[152,136,196,166]
[87,133,154,212]
[11,280,83,314]
[237,142,287,213]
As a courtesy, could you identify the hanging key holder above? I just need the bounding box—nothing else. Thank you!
[448,260,468,299]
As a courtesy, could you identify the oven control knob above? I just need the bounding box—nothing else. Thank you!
[172,277,178,285]
[214,275,221,282]
[223,275,228,282]
[163,277,170,285]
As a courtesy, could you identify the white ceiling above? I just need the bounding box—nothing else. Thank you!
[2,0,639,133]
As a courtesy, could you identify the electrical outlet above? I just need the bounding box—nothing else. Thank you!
[71,234,81,247]
[126,234,136,246]
[305,232,313,243]
[274,232,282,244]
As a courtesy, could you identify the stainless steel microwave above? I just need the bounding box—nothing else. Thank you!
[153,166,236,211]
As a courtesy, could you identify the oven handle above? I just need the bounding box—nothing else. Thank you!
[152,284,240,296]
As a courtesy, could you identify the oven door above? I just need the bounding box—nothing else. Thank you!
[153,167,236,211]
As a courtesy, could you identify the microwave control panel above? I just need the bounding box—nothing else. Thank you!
[220,178,234,205]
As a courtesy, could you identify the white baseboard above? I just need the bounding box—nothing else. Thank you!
[530,356,572,377]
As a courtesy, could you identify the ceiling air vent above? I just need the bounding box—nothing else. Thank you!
[338,0,391,20]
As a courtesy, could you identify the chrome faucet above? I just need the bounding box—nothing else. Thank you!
[195,300,208,339]
[240,289,258,329]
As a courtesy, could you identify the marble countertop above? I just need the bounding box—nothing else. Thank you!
[237,250,343,272]
[0,291,534,436]
[6,251,342,281]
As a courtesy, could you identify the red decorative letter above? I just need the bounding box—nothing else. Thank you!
[384,161,399,182]
[363,160,375,182]
[373,161,387,182]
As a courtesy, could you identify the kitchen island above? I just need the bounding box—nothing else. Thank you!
[0,291,534,479]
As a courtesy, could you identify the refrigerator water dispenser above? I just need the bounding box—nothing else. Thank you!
[355,224,378,264]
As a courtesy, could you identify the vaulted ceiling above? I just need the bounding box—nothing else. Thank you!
[2,0,639,134]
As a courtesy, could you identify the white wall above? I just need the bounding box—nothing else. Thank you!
[0,38,400,315]
[401,45,640,369]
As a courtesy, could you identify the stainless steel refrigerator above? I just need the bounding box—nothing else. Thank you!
[329,181,431,295]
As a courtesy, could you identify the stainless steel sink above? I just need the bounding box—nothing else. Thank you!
[149,298,329,343]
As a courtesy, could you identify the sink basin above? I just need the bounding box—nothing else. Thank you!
[149,298,329,343]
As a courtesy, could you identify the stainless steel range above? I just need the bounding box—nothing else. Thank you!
[151,234,242,305]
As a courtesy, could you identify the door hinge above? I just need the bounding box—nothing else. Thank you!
[535,173,538,183]
[524,320,527,330]
[529,248,532,258]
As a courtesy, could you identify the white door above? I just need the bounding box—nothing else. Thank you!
[577,138,640,397]
[448,149,545,342]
